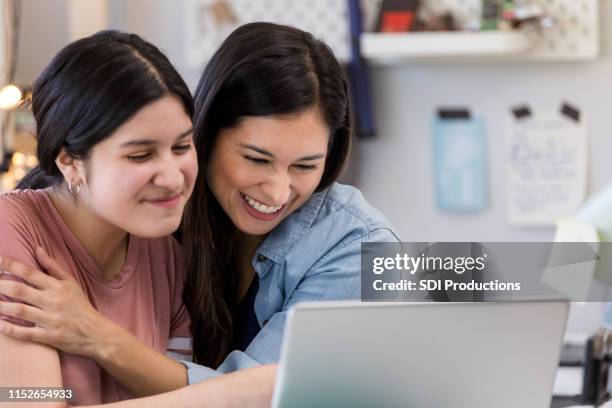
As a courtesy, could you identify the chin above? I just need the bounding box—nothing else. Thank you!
[128,219,181,238]
[235,219,277,237]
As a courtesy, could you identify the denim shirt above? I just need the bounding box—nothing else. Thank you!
[182,182,400,383]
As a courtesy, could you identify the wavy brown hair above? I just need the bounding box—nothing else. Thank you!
[182,22,352,366]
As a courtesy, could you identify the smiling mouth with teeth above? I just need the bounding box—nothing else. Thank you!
[241,193,283,214]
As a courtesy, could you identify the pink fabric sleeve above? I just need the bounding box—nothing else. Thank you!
[167,237,192,353]
[0,197,42,327]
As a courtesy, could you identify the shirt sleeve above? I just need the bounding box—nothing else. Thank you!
[182,227,399,383]
[0,198,42,327]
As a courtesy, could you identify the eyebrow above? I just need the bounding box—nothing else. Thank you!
[240,143,325,161]
[119,128,194,148]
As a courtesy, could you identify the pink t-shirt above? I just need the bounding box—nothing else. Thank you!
[0,189,192,405]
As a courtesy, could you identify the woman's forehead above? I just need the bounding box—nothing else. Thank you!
[228,110,328,142]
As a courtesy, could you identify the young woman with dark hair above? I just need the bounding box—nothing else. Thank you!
[180,22,399,379]
[0,22,399,405]
[0,30,200,406]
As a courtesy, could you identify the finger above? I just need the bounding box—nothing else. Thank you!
[0,280,43,307]
[35,247,73,281]
[0,255,52,289]
[0,319,48,344]
[0,301,49,326]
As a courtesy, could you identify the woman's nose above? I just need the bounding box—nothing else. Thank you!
[154,160,184,191]
[260,173,291,205]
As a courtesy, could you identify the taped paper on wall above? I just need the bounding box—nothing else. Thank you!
[433,109,487,212]
[507,103,588,226]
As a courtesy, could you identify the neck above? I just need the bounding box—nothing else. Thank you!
[234,232,265,302]
[239,233,265,255]
[235,232,266,265]
[46,187,128,281]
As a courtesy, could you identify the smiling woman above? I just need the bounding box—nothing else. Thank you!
[208,108,328,236]
[178,22,402,378]
[58,96,195,240]
[0,31,199,405]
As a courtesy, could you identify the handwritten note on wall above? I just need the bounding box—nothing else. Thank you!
[507,105,588,226]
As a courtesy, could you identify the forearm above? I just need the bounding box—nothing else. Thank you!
[84,364,277,408]
[0,334,65,408]
[95,318,188,397]
[0,251,188,397]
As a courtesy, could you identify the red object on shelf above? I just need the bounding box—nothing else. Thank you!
[379,11,415,32]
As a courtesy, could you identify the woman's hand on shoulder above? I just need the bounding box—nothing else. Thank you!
[0,247,114,360]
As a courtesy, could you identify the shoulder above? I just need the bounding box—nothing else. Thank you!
[0,189,47,232]
[304,183,399,246]
[316,183,394,230]
[265,184,400,299]
[0,190,49,269]
[0,189,43,213]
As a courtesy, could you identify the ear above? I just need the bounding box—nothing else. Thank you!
[55,148,85,185]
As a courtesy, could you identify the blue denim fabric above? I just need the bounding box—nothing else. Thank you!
[182,182,400,383]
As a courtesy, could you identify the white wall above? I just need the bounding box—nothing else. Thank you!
[108,0,202,87]
[16,0,199,85]
[15,0,69,84]
[352,3,612,242]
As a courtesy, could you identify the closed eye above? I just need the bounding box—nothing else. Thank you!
[127,152,152,162]
[245,156,270,166]
[293,164,317,171]
[172,144,192,154]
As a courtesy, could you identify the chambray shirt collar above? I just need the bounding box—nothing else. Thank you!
[254,186,330,265]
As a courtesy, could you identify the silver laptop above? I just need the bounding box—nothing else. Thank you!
[272,301,568,408]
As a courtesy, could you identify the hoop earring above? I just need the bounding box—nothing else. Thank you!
[68,180,81,195]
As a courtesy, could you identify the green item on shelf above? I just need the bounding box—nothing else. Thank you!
[481,0,501,30]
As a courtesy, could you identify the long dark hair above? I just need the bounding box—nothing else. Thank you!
[18,30,193,190]
[183,22,352,366]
